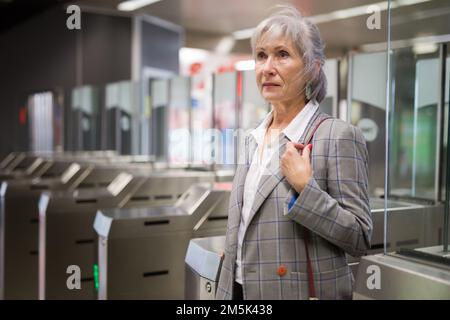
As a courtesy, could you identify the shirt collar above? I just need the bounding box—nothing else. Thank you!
[282,99,319,142]
[250,99,319,145]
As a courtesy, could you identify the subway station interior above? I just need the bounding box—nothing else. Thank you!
[0,0,450,300]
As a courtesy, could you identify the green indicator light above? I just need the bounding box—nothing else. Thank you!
[93,264,99,291]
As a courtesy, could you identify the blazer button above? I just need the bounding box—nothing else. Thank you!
[277,265,287,277]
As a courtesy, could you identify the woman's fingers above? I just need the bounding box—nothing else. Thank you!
[292,143,305,152]
[302,144,312,160]
[282,143,313,194]
[285,142,299,154]
[285,142,312,160]
[282,143,300,169]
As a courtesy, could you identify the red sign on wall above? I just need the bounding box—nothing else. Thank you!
[19,106,27,125]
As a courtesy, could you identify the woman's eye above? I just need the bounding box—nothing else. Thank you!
[256,52,266,60]
[279,50,290,58]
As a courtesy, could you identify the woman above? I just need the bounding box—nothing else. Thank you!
[216,5,372,300]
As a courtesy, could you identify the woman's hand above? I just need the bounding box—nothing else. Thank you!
[281,142,313,193]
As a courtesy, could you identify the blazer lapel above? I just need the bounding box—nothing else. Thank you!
[245,110,328,225]
[233,134,257,216]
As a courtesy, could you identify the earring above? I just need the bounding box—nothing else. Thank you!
[306,82,312,100]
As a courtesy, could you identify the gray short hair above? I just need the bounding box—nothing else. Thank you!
[251,5,327,103]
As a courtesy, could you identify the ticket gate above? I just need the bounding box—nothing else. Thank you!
[38,172,144,300]
[353,247,450,299]
[5,154,50,174]
[0,155,48,180]
[39,170,217,300]
[0,152,26,173]
[0,150,117,180]
[0,157,154,300]
[0,182,6,298]
[185,236,226,300]
[94,182,230,300]
[0,153,18,171]
[346,198,443,276]
[0,161,93,299]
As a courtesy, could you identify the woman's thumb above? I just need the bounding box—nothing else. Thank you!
[302,144,312,158]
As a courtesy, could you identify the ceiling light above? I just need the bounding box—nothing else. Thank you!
[215,36,236,55]
[233,28,255,40]
[412,42,438,55]
[118,0,162,12]
[309,2,389,24]
[235,60,255,71]
[232,0,432,40]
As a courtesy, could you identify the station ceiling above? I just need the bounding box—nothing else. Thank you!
[1,0,450,56]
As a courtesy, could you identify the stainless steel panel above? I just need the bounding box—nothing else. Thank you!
[0,155,145,300]
[40,171,217,300]
[0,182,6,299]
[353,252,450,299]
[2,153,26,173]
[185,266,219,300]
[0,155,43,179]
[38,175,145,300]
[0,161,93,300]
[0,153,17,171]
[347,199,443,278]
[95,183,229,300]
[185,236,225,300]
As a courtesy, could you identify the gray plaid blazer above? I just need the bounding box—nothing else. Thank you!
[216,110,372,300]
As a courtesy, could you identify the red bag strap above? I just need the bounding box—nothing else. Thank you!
[304,232,317,300]
[303,115,332,300]
[305,116,333,145]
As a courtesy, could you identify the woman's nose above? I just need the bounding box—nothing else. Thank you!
[262,56,276,76]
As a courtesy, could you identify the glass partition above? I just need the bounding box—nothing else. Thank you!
[150,79,169,161]
[168,76,191,165]
[105,81,138,155]
[385,0,450,259]
[240,70,268,130]
[350,51,387,198]
[444,48,450,253]
[442,51,450,213]
[213,71,237,168]
[322,59,339,117]
[28,91,58,152]
[389,48,440,200]
[70,86,100,151]
[141,67,175,156]
[191,74,213,165]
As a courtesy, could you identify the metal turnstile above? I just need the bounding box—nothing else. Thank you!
[0,153,19,171]
[0,152,26,173]
[0,150,117,180]
[0,182,6,299]
[39,171,217,300]
[353,247,450,299]
[0,161,93,300]
[185,236,226,300]
[0,154,149,300]
[94,182,230,300]
[0,154,49,181]
[347,198,443,277]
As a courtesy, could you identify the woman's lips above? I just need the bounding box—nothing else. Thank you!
[263,83,280,87]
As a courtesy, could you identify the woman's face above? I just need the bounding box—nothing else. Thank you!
[255,35,305,104]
